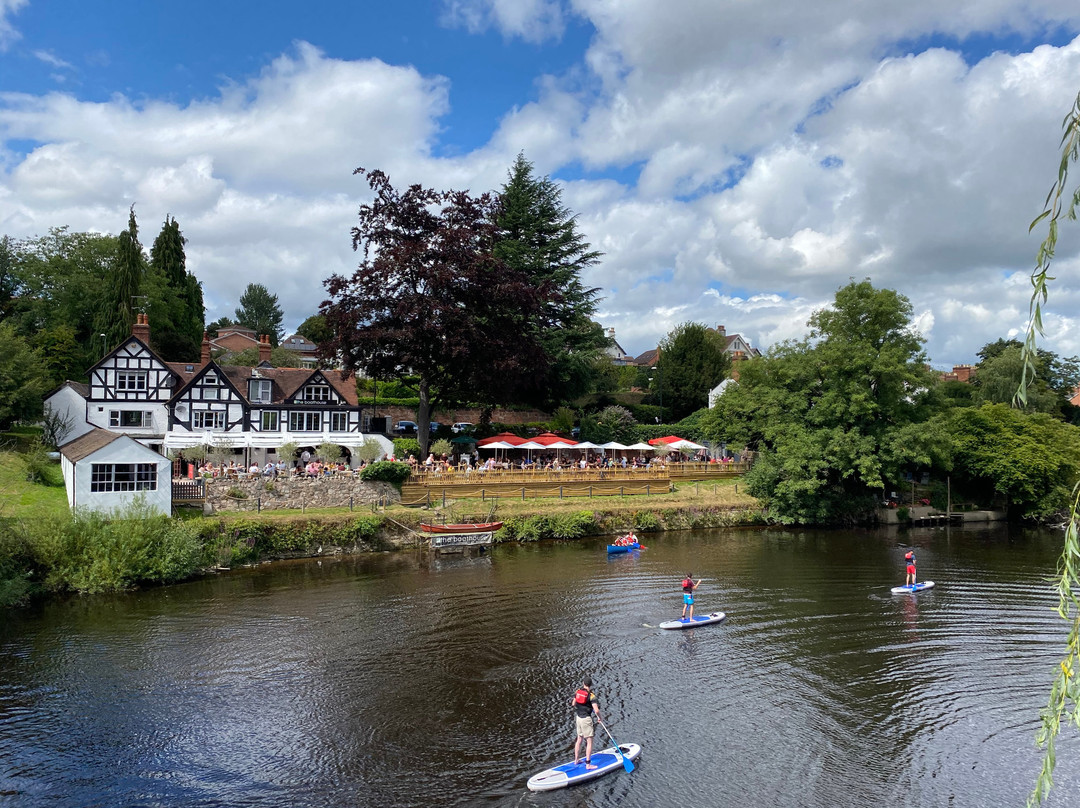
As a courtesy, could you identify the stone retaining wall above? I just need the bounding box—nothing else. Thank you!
[205,476,401,513]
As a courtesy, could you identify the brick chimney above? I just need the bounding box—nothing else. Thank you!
[258,334,272,365]
[730,350,745,382]
[200,331,211,365]
[132,312,150,344]
[717,324,726,338]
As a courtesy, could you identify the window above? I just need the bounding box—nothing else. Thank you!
[330,412,349,431]
[193,411,225,430]
[261,411,279,431]
[289,411,321,431]
[249,379,272,403]
[302,385,331,401]
[90,463,157,492]
[116,372,147,392]
[202,386,219,401]
[109,411,152,428]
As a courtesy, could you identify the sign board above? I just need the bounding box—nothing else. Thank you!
[429,531,493,549]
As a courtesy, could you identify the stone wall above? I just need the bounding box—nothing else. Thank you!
[205,476,401,513]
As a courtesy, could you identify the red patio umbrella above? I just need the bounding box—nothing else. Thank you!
[532,432,578,446]
[648,435,684,445]
[477,432,528,447]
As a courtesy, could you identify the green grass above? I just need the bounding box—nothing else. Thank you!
[0,450,68,520]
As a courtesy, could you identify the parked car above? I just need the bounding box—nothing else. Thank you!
[451,422,474,434]
[429,421,443,434]
[395,420,418,434]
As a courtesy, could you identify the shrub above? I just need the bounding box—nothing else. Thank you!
[633,511,661,531]
[359,461,412,487]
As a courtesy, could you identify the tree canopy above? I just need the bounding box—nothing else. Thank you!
[321,168,549,455]
[653,322,730,422]
[96,206,146,351]
[702,280,941,524]
[235,283,284,346]
[147,216,204,361]
[494,154,608,408]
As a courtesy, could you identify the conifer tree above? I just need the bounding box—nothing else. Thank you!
[97,205,146,349]
[148,215,204,360]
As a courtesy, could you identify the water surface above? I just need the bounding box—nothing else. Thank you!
[2,524,1078,807]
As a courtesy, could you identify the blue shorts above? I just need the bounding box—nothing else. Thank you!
[683,593,694,605]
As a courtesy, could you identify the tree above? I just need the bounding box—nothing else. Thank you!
[653,323,731,421]
[206,316,235,338]
[939,404,1080,519]
[972,343,1073,415]
[148,216,204,361]
[296,314,332,345]
[702,280,942,524]
[321,168,549,456]
[494,154,608,408]
[0,322,49,429]
[234,283,284,346]
[96,206,146,350]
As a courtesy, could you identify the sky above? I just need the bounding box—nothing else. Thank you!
[3,0,1080,369]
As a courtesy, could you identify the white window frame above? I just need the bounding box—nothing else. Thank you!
[90,463,158,492]
[302,385,331,402]
[193,411,225,430]
[330,412,349,432]
[116,372,147,392]
[261,411,279,431]
[249,379,272,403]
[109,410,152,428]
[289,411,321,431]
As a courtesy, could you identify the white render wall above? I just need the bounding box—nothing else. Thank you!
[62,436,172,516]
[45,387,93,445]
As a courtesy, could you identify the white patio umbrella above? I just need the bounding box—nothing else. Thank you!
[625,442,656,451]
[669,439,705,451]
[516,440,546,464]
[479,440,517,462]
[599,441,629,451]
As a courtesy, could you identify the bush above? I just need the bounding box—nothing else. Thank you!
[193,515,386,565]
[359,461,412,487]
[632,511,661,531]
[498,511,598,542]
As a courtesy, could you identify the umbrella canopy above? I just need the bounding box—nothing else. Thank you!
[532,432,578,446]
[573,441,601,450]
[547,440,577,449]
[669,439,705,451]
[477,432,527,447]
[516,441,546,450]
[648,435,684,445]
[450,435,477,445]
[599,441,629,450]
[479,441,518,450]
[625,442,656,451]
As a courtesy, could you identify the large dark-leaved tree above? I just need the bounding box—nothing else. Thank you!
[321,168,549,456]
[494,154,608,408]
[653,322,731,421]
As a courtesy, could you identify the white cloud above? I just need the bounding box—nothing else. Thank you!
[0,0,27,51]
[441,0,566,43]
[32,49,72,70]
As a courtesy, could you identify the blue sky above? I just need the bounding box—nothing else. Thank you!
[4,0,1080,368]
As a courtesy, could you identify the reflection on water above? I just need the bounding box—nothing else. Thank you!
[1,524,1079,807]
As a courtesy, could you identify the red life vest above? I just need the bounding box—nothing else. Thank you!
[574,688,590,705]
[682,578,693,592]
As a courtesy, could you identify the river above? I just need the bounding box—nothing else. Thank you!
[1,523,1078,807]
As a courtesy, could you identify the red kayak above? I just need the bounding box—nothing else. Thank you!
[420,521,503,533]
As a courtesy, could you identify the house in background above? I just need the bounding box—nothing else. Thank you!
[59,428,173,516]
[282,333,320,368]
[43,380,93,446]
[603,328,636,365]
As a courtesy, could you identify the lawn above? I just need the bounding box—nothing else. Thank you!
[0,450,69,520]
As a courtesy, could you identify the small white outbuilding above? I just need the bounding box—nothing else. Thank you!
[59,428,173,516]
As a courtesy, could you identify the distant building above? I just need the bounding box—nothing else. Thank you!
[942,364,975,383]
[281,333,320,368]
[603,328,636,365]
[635,323,760,368]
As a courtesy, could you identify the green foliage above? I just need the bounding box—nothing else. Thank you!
[431,438,452,456]
[316,442,343,462]
[974,343,1074,415]
[355,438,384,464]
[632,511,660,531]
[148,215,204,362]
[96,206,145,351]
[0,322,48,429]
[392,437,420,459]
[896,506,910,522]
[583,405,637,443]
[234,283,285,346]
[498,511,599,542]
[702,280,941,525]
[359,461,412,486]
[654,322,731,421]
[277,442,299,463]
[22,438,59,485]
[193,515,385,566]
[943,404,1080,519]
[550,406,576,435]
[18,503,203,595]
[296,314,333,345]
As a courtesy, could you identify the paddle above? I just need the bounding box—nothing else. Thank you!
[597,718,634,773]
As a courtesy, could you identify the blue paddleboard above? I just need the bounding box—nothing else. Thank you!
[659,611,726,630]
[891,581,935,594]
[527,743,641,791]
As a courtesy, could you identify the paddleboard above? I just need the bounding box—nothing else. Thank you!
[891,581,935,594]
[527,743,641,792]
[659,612,726,630]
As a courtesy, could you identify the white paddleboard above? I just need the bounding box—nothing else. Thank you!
[526,743,641,792]
[891,581,935,594]
[659,612,726,630]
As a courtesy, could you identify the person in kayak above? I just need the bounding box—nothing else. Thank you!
[571,676,601,769]
[905,551,917,586]
[681,573,701,621]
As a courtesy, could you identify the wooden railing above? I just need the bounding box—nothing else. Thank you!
[409,466,670,486]
[172,479,206,501]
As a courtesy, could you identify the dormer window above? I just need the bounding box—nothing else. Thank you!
[302,384,331,402]
[249,379,272,403]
